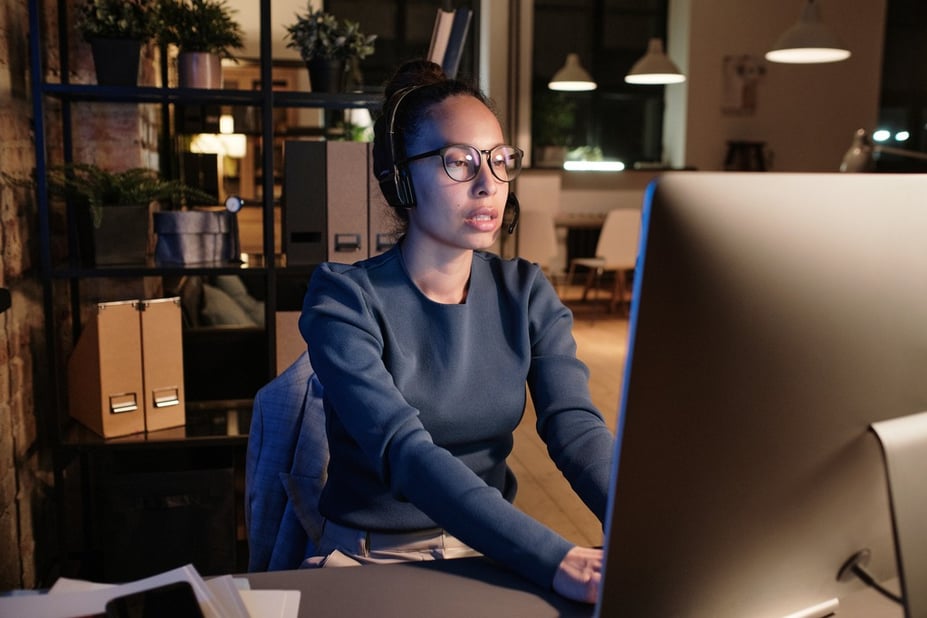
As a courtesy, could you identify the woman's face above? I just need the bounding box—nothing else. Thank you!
[404,95,509,253]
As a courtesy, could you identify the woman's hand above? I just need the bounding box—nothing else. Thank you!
[552,545,604,603]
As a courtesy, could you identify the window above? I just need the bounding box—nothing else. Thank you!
[874,0,927,171]
[532,0,669,167]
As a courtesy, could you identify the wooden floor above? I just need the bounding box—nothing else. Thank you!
[510,284,630,547]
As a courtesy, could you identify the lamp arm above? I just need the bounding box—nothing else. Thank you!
[873,144,927,162]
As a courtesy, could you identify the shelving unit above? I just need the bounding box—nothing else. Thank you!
[28,0,382,579]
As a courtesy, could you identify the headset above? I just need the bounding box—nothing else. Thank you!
[377,85,424,209]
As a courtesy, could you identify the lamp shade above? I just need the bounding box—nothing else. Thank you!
[765,0,851,64]
[548,53,597,91]
[625,38,686,85]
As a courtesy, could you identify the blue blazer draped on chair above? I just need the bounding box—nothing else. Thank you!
[245,351,329,571]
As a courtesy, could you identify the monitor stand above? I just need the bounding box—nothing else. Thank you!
[870,409,927,618]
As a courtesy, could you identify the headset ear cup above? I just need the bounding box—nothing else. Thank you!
[378,172,402,208]
[396,168,416,208]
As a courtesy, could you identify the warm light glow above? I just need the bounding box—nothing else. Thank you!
[219,114,235,135]
[563,160,626,172]
[625,73,686,85]
[190,133,247,159]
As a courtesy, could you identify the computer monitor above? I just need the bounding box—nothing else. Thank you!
[598,172,927,617]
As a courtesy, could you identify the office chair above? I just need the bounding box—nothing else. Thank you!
[516,209,562,284]
[565,208,641,313]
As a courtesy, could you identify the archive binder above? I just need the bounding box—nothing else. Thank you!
[68,300,146,438]
[67,298,185,438]
[283,140,370,265]
[139,297,185,432]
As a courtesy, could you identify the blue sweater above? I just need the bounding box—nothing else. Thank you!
[299,246,614,589]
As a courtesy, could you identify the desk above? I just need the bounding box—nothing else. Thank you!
[243,558,903,618]
[245,558,592,618]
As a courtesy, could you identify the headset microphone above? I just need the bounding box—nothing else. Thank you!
[506,192,520,234]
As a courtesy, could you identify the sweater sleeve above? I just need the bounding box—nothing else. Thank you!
[299,263,575,589]
[526,272,616,523]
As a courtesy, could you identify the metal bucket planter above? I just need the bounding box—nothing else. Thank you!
[178,52,222,89]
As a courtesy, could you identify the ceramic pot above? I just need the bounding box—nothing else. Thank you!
[90,38,142,87]
[307,57,345,93]
[86,204,151,266]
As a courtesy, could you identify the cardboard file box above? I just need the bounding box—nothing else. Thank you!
[139,297,186,432]
[283,140,370,265]
[68,298,186,438]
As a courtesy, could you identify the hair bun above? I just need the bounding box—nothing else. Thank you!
[384,60,447,100]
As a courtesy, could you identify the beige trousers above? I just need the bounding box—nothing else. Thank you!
[303,520,481,568]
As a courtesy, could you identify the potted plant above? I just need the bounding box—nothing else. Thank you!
[532,91,577,167]
[45,163,213,265]
[75,0,155,86]
[155,0,244,89]
[284,6,377,93]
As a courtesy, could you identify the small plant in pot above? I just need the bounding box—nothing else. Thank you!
[75,0,155,86]
[156,0,244,89]
[45,163,214,265]
[532,91,578,167]
[284,6,377,93]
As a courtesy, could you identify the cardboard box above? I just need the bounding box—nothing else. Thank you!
[283,140,370,265]
[139,297,186,432]
[68,297,186,438]
[68,300,146,438]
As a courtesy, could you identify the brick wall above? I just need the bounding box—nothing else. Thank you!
[0,0,54,591]
[0,0,162,589]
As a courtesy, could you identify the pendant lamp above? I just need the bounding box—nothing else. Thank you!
[765,0,850,64]
[548,53,597,91]
[625,38,686,85]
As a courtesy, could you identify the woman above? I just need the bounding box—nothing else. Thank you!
[299,60,614,603]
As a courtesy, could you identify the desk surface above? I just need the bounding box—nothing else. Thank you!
[245,558,591,618]
[244,558,903,618]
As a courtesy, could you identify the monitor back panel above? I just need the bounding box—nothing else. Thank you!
[599,172,927,617]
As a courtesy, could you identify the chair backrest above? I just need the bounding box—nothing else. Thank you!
[517,209,560,273]
[595,208,641,269]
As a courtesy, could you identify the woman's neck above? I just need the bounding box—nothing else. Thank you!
[400,239,473,304]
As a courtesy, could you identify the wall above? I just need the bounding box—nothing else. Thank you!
[0,0,54,590]
[667,0,888,171]
[0,0,166,589]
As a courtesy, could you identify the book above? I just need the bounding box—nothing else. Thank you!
[442,8,473,78]
[427,8,455,66]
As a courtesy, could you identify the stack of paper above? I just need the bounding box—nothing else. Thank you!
[0,564,299,618]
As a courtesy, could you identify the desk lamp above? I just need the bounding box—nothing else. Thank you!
[840,128,927,172]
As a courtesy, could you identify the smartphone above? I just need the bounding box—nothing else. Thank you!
[104,581,204,618]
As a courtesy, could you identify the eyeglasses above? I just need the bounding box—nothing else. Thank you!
[402,144,524,183]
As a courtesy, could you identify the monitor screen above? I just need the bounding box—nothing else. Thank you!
[598,172,926,617]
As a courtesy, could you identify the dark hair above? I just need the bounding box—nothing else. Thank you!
[372,60,495,224]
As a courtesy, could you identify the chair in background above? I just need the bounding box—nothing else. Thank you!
[566,208,641,313]
[517,209,562,284]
